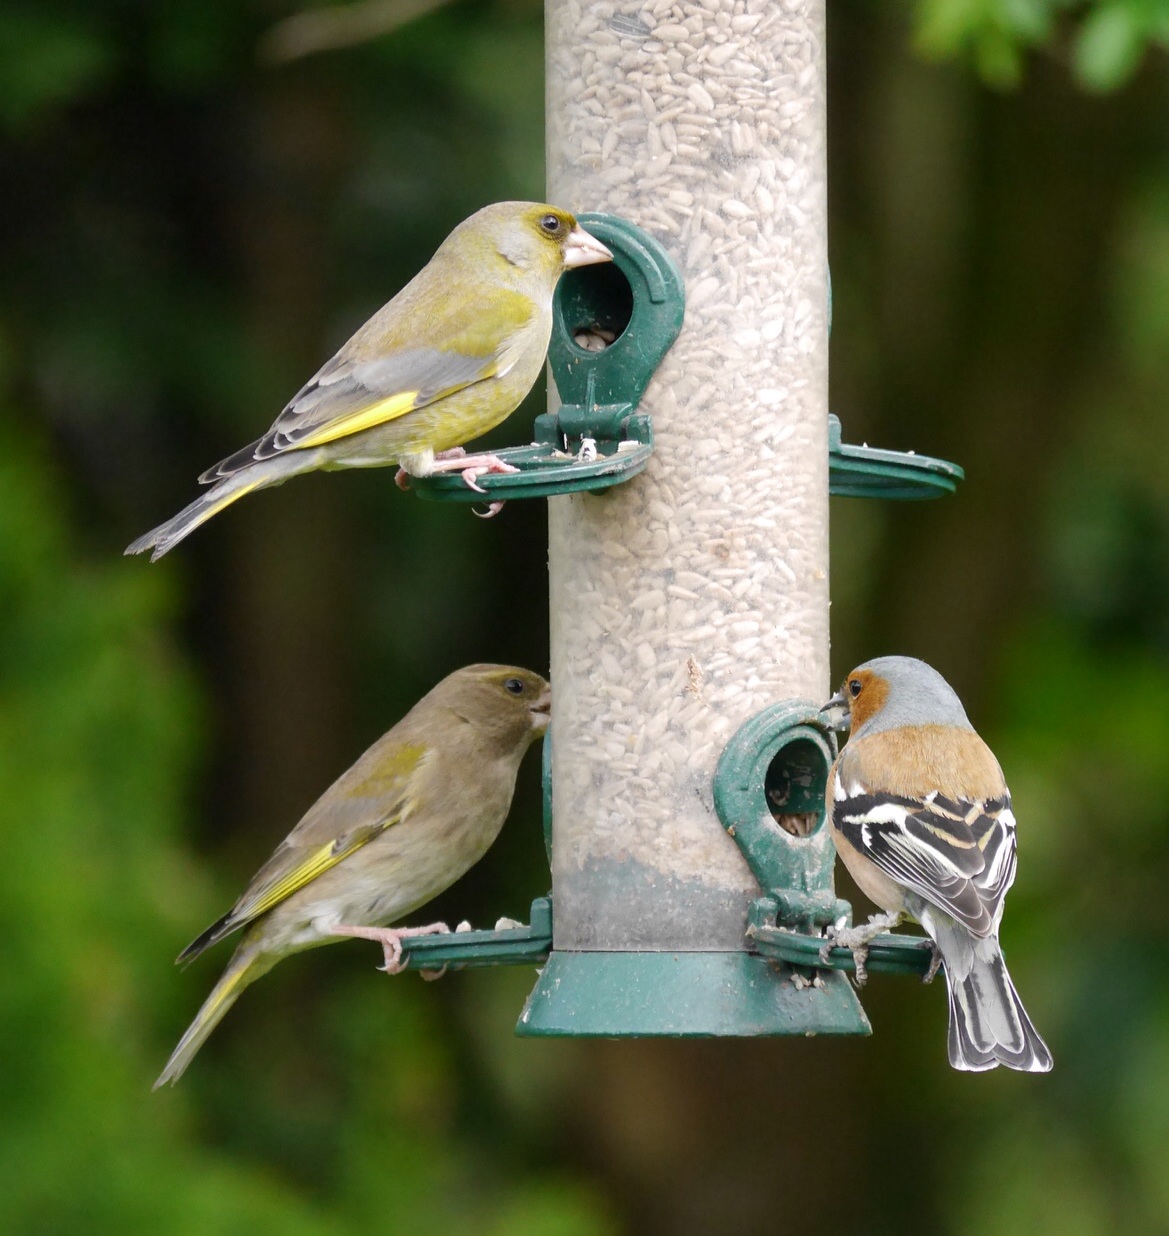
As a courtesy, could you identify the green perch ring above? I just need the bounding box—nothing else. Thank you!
[828,415,964,500]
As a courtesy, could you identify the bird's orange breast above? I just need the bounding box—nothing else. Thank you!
[842,724,1007,800]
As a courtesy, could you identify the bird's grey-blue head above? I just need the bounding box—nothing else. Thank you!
[821,655,973,740]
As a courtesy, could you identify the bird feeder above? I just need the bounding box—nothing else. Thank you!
[395,0,956,1035]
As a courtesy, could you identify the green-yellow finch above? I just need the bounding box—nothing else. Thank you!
[127,203,611,560]
[156,663,551,1086]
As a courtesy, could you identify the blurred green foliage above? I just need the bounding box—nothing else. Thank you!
[2,0,1169,1232]
[912,0,1169,89]
[0,384,609,1235]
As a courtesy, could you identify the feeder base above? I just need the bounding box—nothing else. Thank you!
[515,950,871,1037]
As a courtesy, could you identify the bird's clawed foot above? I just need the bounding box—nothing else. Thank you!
[821,910,904,987]
[423,450,520,494]
[458,456,520,493]
[330,921,452,976]
[397,449,516,512]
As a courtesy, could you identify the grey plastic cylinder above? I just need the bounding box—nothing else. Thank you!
[546,0,831,952]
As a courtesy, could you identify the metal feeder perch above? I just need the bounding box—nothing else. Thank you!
[828,416,963,500]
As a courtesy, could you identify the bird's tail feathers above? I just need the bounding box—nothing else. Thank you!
[125,454,305,561]
[198,436,266,484]
[154,943,271,1088]
[925,912,1053,1073]
[176,908,238,967]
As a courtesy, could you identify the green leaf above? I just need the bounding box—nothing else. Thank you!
[913,0,1054,85]
[975,23,1027,86]
[1074,4,1147,91]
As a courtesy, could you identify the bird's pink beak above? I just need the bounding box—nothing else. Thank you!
[563,227,613,269]
[530,685,551,731]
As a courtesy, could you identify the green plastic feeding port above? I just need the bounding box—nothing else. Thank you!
[513,707,920,1039]
[408,213,684,504]
[520,718,874,1038]
[828,414,964,500]
[714,701,932,993]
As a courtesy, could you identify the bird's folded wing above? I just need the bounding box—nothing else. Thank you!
[227,820,391,923]
[200,293,535,482]
[177,744,428,963]
[832,778,1017,937]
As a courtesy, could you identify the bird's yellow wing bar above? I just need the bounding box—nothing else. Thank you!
[288,389,422,451]
[227,744,429,926]
[231,823,388,923]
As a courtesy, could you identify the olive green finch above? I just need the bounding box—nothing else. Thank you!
[128,202,610,559]
[156,664,550,1086]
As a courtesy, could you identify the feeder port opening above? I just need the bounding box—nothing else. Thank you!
[765,735,829,839]
[559,261,634,354]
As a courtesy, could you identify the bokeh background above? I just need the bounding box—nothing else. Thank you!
[3,0,1169,1231]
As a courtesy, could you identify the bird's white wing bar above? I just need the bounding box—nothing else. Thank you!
[832,772,1016,938]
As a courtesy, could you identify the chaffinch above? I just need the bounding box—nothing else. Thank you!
[820,656,1052,1074]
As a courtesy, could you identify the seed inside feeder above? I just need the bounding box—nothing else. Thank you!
[573,325,617,351]
[547,0,830,951]
[561,260,634,353]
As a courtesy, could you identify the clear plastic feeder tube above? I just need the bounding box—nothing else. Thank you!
[546,0,830,951]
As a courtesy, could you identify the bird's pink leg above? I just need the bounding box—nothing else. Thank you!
[395,448,470,491]
[330,921,451,975]
[395,449,513,514]
[422,452,520,494]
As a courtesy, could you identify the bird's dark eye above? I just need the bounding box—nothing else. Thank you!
[848,678,862,698]
[540,213,562,236]
[504,678,525,696]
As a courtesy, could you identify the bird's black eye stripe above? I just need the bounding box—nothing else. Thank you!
[848,678,862,698]
[504,678,525,695]
[540,214,561,234]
